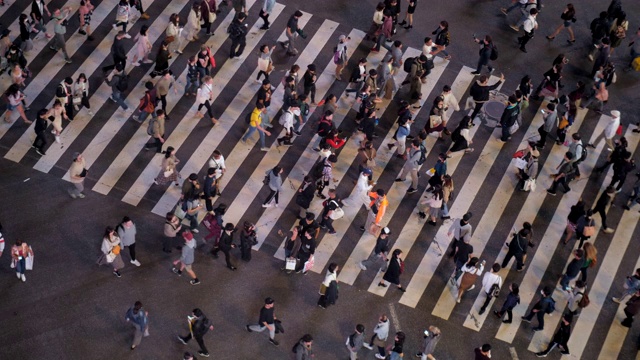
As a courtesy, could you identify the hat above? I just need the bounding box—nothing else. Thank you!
[382,227,390,235]
[183,231,194,241]
[530,149,540,157]
[610,110,620,118]
[188,173,198,181]
[292,109,301,116]
[265,297,274,304]
[72,152,81,160]
[462,212,473,222]
[339,34,347,41]
[307,64,316,71]
[362,168,373,176]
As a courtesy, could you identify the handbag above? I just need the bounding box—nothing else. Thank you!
[106,252,116,263]
[285,258,297,270]
[514,158,528,170]
[209,12,216,23]
[616,125,623,136]
[266,61,273,73]
[72,96,82,105]
[319,283,327,295]
[426,168,436,177]
[165,35,175,43]
[369,223,382,237]
[523,178,536,192]
[164,168,174,178]
[274,319,284,334]
[329,201,345,220]
[112,245,121,255]
[429,115,443,128]
[558,117,569,130]
[303,255,315,273]
[174,206,187,219]
[583,222,596,237]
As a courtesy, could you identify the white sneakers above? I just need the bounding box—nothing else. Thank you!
[363,343,373,350]
[359,262,367,271]
[16,273,26,282]
[603,228,615,234]
[130,260,141,267]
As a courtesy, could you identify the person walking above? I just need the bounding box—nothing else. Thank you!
[262,166,283,208]
[246,297,279,346]
[468,74,504,120]
[547,152,576,196]
[195,76,218,125]
[212,223,237,270]
[131,25,153,66]
[143,110,165,153]
[279,10,305,56]
[155,70,177,116]
[293,334,314,359]
[228,12,248,59]
[103,31,128,74]
[499,95,520,142]
[535,312,573,357]
[564,200,586,244]
[107,63,129,111]
[296,176,316,219]
[259,0,276,30]
[363,315,390,359]
[610,151,635,192]
[622,291,640,328]
[163,212,182,253]
[97,226,125,277]
[68,152,87,199]
[456,257,485,303]
[183,3,201,42]
[239,221,256,262]
[475,344,492,360]
[117,216,140,266]
[317,262,339,308]
[594,186,616,234]
[580,242,598,282]
[360,227,391,272]
[415,326,441,360]
[613,269,640,304]
[125,301,149,350]
[447,212,473,257]
[479,263,503,314]
[49,7,72,63]
[536,103,558,149]
[178,308,214,357]
[546,3,576,43]
[154,146,181,187]
[32,109,48,156]
[319,189,342,235]
[589,110,621,152]
[522,285,555,331]
[31,0,52,40]
[566,280,587,316]
[388,331,406,360]
[471,35,495,75]
[113,0,131,35]
[334,34,349,80]
[4,85,32,125]
[395,139,421,194]
[502,228,530,272]
[295,228,316,274]
[558,249,584,291]
[517,8,538,53]
[172,230,200,284]
[165,14,183,55]
[151,41,171,78]
[10,240,33,282]
[242,104,270,150]
[73,73,93,116]
[346,324,365,360]
[378,249,407,292]
[493,283,520,323]
[78,0,95,40]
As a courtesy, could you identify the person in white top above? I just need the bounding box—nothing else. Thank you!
[363,314,390,359]
[208,150,226,194]
[457,258,485,303]
[479,263,503,314]
[346,169,374,208]
[588,110,621,151]
[277,105,299,146]
[317,262,339,308]
[113,0,131,37]
[517,8,538,53]
[441,85,460,113]
[196,76,218,125]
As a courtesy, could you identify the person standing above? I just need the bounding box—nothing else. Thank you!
[493,283,520,323]
[378,249,407,292]
[151,41,171,78]
[68,152,87,199]
[228,12,248,59]
[200,0,216,36]
[613,269,640,303]
[172,230,200,284]
[395,139,421,194]
[259,0,276,30]
[415,326,441,360]
[346,324,365,360]
[49,7,72,64]
[246,297,279,346]
[183,3,201,42]
[566,280,587,316]
[468,74,504,120]
[163,212,182,253]
[295,228,316,274]
[74,73,93,116]
[535,312,573,357]
[239,221,256,262]
[593,186,616,234]
[522,285,555,331]
[317,262,339,308]
[166,14,183,55]
[279,10,304,56]
[517,8,538,53]
[97,226,125,277]
[10,240,33,282]
[178,308,214,357]
[360,227,391,272]
[117,216,140,266]
[334,35,349,80]
[32,109,48,156]
[125,301,149,350]
[479,263,503,314]
[262,166,283,208]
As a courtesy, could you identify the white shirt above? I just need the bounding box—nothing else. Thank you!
[322,270,337,287]
[481,271,503,294]
[208,155,226,179]
[198,83,213,103]
[280,110,295,130]
[372,10,384,25]
[604,117,620,139]
[523,15,537,33]
[460,128,471,143]
[422,44,436,60]
[442,92,460,112]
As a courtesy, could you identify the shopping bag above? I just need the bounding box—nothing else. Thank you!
[426,168,436,177]
[523,178,536,192]
[369,223,382,237]
[303,255,315,273]
[285,258,297,270]
[25,246,34,270]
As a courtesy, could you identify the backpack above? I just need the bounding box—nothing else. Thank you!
[417,144,427,165]
[489,45,498,61]
[245,111,252,124]
[490,283,501,298]
[579,144,587,162]
[56,82,68,98]
[403,57,415,73]
[577,292,590,308]
[146,117,157,136]
[545,297,556,314]
[116,74,129,92]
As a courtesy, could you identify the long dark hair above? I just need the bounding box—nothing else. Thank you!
[163,146,175,159]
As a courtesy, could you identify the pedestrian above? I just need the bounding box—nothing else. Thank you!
[68,152,87,199]
[102,31,128,75]
[502,228,530,272]
[239,221,256,262]
[117,216,141,266]
[517,8,538,53]
[32,109,48,156]
[200,0,216,36]
[468,74,505,121]
[447,212,473,258]
[363,315,390,359]
[131,25,152,66]
[334,34,349,80]
[153,146,180,186]
[165,14,183,55]
[256,44,275,82]
[610,151,635,192]
[623,172,640,211]
[97,226,125,277]
[318,262,339,308]
[479,263,503,314]
[163,212,182,253]
[10,240,33,282]
[107,63,129,111]
[259,0,276,30]
[293,334,314,359]
[564,199,585,244]
[395,139,421,193]
[499,95,520,142]
[302,64,318,105]
[546,152,576,196]
[203,204,225,246]
[415,326,441,360]
[184,194,204,234]
[295,228,316,274]
[536,103,557,149]
[378,248,407,292]
[184,56,200,97]
[125,301,149,350]
[558,249,584,291]
[566,280,587,315]
[613,269,640,303]
[475,344,492,360]
[315,155,337,199]
[3,85,31,125]
[143,110,165,153]
[295,176,316,219]
[345,324,365,360]
[228,12,248,59]
[522,285,555,331]
[172,230,200,284]
[194,76,218,125]
[388,331,406,360]
[31,0,52,40]
[456,257,485,303]
[588,11,611,61]
[129,0,149,21]
[49,7,72,63]
[447,116,474,156]
[420,187,443,225]
[319,189,342,235]
[73,73,92,116]
[535,312,573,357]
[212,223,237,270]
[246,297,279,346]
[151,41,171,78]
[183,3,201,42]
[255,80,274,127]
[367,2,385,44]
[361,189,388,235]
[593,186,616,234]
[471,35,495,75]
[580,242,598,282]
[546,3,576,43]
[360,227,391,272]
[113,0,131,35]
[241,104,270,149]
[202,169,217,212]
[279,10,305,56]
[155,70,177,116]
[262,166,283,207]
[357,144,376,179]
[622,291,640,328]
[178,308,214,357]
[494,283,520,323]
[574,209,595,249]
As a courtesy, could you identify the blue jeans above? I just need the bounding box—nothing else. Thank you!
[137,110,154,122]
[185,77,199,95]
[111,90,128,110]
[242,126,265,148]
[196,67,208,80]
[560,273,577,289]
[15,257,26,275]
[185,214,198,230]
[441,202,449,217]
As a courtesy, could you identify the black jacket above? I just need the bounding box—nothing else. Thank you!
[229,19,247,39]
[218,231,235,251]
[383,257,403,285]
[508,233,528,256]
[192,315,212,337]
[34,117,48,134]
[500,105,520,127]
[552,321,571,345]
[470,80,502,102]
[112,37,127,60]
[325,280,339,305]
[296,180,316,209]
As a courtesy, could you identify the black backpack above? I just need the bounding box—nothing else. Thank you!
[245,111,252,124]
[403,57,415,73]
[417,144,427,165]
[117,74,129,92]
[490,45,498,61]
[56,83,67,98]
[545,297,556,314]
[579,144,587,162]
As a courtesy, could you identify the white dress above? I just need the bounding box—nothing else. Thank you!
[183,9,201,41]
[347,173,372,208]
[134,33,151,60]
[49,107,64,133]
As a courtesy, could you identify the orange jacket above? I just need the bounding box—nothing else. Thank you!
[368,192,388,225]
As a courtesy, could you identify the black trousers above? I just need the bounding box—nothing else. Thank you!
[259,9,270,26]
[33,131,47,151]
[145,136,163,153]
[127,243,137,261]
[129,0,143,13]
[198,100,214,118]
[213,247,233,268]
[594,207,608,229]
[524,309,545,329]
[470,101,484,121]
[480,292,492,312]
[264,189,279,205]
[502,251,524,271]
[230,37,246,57]
[304,85,316,103]
[181,333,208,354]
[103,56,127,73]
[319,217,335,232]
[518,31,533,49]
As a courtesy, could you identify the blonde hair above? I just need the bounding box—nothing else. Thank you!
[429,326,441,336]
[583,242,598,268]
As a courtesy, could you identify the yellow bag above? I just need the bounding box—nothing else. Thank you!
[633,57,640,72]
[112,245,121,255]
[558,117,569,130]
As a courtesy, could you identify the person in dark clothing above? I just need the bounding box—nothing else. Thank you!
[499,95,520,141]
[319,189,341,235]
[502,229,530,272]
[559,249,584,291]
[212,223,237,270]
[547,152,576,195]
[32,109,49,156]
[591,37,611,77]
[594,186,616,233]
[303,63,317,104]
[475,344,492,360]
[202,168,217,212]
[178,308,214,358]
[535,312,573,357]
[622,291,640,327]
[469,74,505,121]
[228,12,248,59]
[151,41,171,78]
[610,151,635,191]
[295,229,316,274]
[360,227,391,272]
[239,221,256,262]
[102,31,127,74]
[379,249,406,292]
[522,286,554,331]
[299,212,320,240]
[296,177,316,219]
[313,110,335,151]
[494,283,520,323]
[472,35,495,75]
[588,11,611,61]
[596,137,628,173]
[246,297,279,346]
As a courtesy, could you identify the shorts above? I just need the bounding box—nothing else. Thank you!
[6,103,17,111]
[184,264,192,272]
[84,13,92,26]
[563,20,571,28]
[407,5,416,14]
[566,220,577,232]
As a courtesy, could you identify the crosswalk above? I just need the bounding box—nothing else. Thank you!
[2,0,639,357]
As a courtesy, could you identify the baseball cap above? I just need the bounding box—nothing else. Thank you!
[72,152,81,160]
[265,297,274,304]
[183,231,194,241]
[339,34,347,41]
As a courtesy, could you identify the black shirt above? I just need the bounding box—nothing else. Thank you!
[34,117,48,133]
[287,15,298,32]
[303,70,316,88]
[197,51,210,68]
[322,198,340,217]
[112,37,126,59]
[259,306,274,325]
[373,235,390,255]
[257,86,272,107]
[455,242,473,263]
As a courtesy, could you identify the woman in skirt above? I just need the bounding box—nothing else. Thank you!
[97,226,125,277]
[74,73,93,116]
[378,249,407,292]
[154,146,181,186]
[151,41,170,78]
[165,13,183,54]
[456,257,484,303]
[447,115,474,156]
